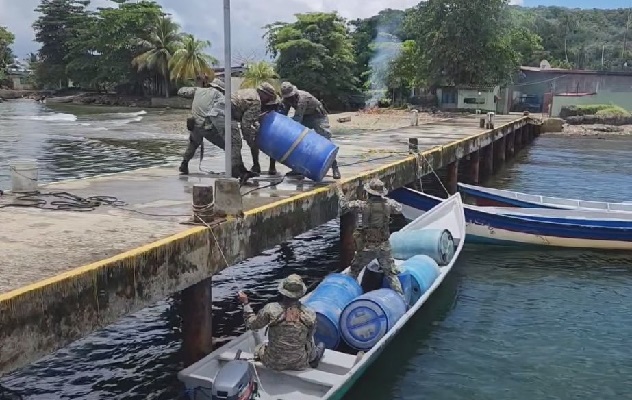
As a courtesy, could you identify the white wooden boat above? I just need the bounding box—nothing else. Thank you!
[458,182,632,213]
[389,187,632,250]
[178,193,466,400]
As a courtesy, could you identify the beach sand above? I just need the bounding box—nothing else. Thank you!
[151,108,454,136]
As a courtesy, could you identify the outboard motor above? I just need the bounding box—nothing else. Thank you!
[210,350,258,400]
[360,260,384,293]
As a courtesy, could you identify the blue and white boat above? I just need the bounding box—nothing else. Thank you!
[177,193,466,400]
[389,187,632,250]
[458,182,632,213]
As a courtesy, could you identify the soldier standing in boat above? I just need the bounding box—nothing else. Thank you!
[336,178,404,296]
[279,82,341,180]
[237,274,326,371]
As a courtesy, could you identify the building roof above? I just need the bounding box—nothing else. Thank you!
[520,66,632,77]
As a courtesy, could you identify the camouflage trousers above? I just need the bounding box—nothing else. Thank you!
[254,338,317,371]
[349,234,403,296]
[302,114,332,140]
[182,117,244,171]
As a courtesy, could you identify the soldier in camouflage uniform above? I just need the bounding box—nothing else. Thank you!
[279,82,341,180]
[336,178,404,296]
[232,82,280,177]
[237,274,325,371]
[179,78,233,175]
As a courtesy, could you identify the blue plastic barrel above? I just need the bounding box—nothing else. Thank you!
[389,228,455,265]
[302,273,363,350]
[339,288,407,351]
[397,255,440,306]
[380,272,413,307]
[258,111,339,182]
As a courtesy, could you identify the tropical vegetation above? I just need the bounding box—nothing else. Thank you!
[31,0,217,96]
[3,0,632,108]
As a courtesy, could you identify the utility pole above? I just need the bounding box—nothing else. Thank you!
[223,0,232,179]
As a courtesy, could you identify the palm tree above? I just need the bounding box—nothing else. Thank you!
[132,16,182,97]
[169,34,218,83]
[240,61,278,89]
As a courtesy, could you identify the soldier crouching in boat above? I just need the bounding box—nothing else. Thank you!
[237,274,325,371]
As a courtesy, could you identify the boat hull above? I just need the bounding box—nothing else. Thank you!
[458,182,632,213]
[392,188,632,250]
[178,193,468,400]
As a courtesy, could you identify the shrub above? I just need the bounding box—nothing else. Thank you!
[576,104,617,115]
[594,105,630,118]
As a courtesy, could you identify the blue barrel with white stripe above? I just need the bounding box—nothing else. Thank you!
[339,288,407,351]
[302,273,363,350]
[258,111,339,182]
[389,228,455,265]
[393,255,440,307]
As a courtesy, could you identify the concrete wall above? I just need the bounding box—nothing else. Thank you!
[0,116,532,375]
[457,88,498,112]
[550,90,632,117]
[515,70,632,97]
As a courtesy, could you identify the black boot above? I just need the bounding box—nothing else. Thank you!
[331,160,341,180]
[179,160,189,175]
[235,164,257,185]
[309,342,326,368]
[250,147,261,175]
[268,159,277,175]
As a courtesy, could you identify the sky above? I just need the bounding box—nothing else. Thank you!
[0,0,630,63]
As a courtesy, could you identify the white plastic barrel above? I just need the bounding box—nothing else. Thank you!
[10,159,39,192]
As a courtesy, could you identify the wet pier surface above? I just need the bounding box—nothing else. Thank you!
[0,113,529,375]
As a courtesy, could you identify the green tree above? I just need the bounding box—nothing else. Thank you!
[265,12,362,110]
[0,26,15,67]
[240,61,278,89]
[66,0,163,93]
[406,0,520,87]
[132,16,183,97]
[169,34,218,83]
[32,0,90,88]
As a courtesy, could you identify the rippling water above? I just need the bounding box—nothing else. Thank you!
[1,102,632,400]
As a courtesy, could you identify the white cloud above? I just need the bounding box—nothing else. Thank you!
[0,0,524,62]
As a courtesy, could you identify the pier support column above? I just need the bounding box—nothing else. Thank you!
[446,161,459,195]
[493,136,506,171]
[481,144,494,181]
[506,132,515,158]
[467,151,480,184]
[340,212,357,268]
[515,128,523,151]
[181,279,213,367]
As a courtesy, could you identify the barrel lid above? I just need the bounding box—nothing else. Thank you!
[340,298,389,350]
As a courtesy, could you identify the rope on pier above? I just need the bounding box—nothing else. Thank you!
[0,191,191,217]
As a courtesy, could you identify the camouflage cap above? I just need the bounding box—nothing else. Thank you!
[209,78,225,91]
[364,178,388,196]
[278,274,306,299]
[280,81,298,99]
[257,82,280,105]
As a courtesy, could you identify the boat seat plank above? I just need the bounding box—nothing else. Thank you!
[218,351,342,387]
[321,350,356,370]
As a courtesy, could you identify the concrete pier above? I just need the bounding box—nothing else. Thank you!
[0,113,539,374]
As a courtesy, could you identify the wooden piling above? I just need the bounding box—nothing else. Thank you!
[408,138,419,154]
[506,131,515,158]
[494,136,506,168]
[468,150,480,184]
[340,212,357,268]
[181,279,213,366]
[481,143,494,180]
[446,161,459,195]
[192,184,214,223]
